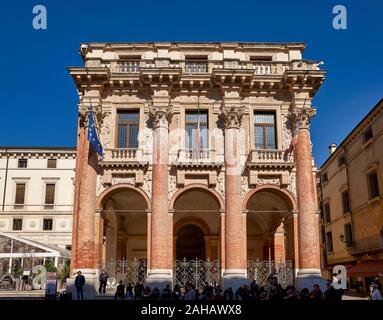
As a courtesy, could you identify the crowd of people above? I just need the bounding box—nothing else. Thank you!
[69,269,383,301]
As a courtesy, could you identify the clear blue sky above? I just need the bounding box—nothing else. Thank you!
[0,0,382,165]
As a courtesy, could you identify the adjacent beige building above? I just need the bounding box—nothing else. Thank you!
[0,147,76,249]
[319,99,383,293]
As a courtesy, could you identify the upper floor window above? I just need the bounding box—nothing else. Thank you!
[322,172,328,183]
[325,232,333,252]
[363,127,373,143]
[323,203,331,223]
[338,154,346,167]
[344,223,353,247]
[47,158,57,168]
[117,111,139,149]
[341,190,350,214]
[43,218,53,231]
[44,184,56,210]
[18,159,27,168]
[14,183,26,209]
[12,218,23,231]
[254,112,276,149]
[185,111,208,149]
[367,170,380,199]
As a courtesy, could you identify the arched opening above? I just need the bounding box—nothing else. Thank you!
[172,186,222,262]
[176,224,206,260]
[245,187,295,263]
[98,186,149,263]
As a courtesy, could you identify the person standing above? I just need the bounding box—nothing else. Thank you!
[370,283,383,300]
[114,280,125,300]
[184,283,196,300]
[74,271,85,300]
[98,270,108,295]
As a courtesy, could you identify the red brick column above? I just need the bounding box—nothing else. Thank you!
[293,106,323,288]
[146,105,173,288]
[219,105,248,287]
[71,113,97,272]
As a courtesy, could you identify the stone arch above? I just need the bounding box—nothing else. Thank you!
[242,184,297,211]
[174,216,212,235]
[169,183,224,211]
[95,183,151,210]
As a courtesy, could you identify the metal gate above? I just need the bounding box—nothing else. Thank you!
[247,259,294,288]
[102,258,147,291]
[174,258,221,289]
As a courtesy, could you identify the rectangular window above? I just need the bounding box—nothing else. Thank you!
[117,111,139,148]
[368,171,380,199]
[344,223,353,247]
[47,159,57,168]
[18,159,27,168]
[65,245,72,251]
[363,127,373,143]
[44,184,55,209]
[43,218,53,231]
[14,183,26,209]
[12,218,23,231]
[326,232,333,252]
[338,154,346,167]
[341,190,350,214]
[324,203,331,223]
[322,172,328,183]
[254,112,276,149]
[185,111,208,149]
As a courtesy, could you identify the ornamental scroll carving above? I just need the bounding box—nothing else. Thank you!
[219,106,245,129]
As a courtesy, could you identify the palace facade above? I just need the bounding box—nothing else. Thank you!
[67,42,326,293]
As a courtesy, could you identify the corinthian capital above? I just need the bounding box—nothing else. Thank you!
[290,107,316,130]
[149,105,173,129]
[219,105,245,129]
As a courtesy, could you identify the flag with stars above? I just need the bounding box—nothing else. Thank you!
[87,109,103,158]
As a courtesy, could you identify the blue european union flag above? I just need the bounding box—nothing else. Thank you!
[87,110,103,158]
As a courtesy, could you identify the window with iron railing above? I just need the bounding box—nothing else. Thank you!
[47,158,57,168]
[118,60,140,73]
[117,111,139,148]
[185,59,208,73]
[254,112,276,149]
[185,111,208,150]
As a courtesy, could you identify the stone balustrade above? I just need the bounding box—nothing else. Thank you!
[177,148,216,163]
[103,148,144,162]
[248,149,294,164]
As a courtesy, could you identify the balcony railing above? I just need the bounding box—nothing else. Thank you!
[247,149,294,164]
[103,148,144,162]
[184,61,208,73]
[114,61,140,73]
[177,148,216,163]
[352,234,383,254]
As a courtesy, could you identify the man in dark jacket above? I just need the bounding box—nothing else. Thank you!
[74,271,86,300]
[98,270,108,294]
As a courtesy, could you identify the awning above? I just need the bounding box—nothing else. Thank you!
[348,260,383,277]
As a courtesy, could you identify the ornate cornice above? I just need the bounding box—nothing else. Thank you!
[219,105,245,129]
[148,105,173,129]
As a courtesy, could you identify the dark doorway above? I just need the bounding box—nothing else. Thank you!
[176,224,205,260]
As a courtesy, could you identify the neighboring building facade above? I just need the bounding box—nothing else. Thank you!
[67,42,326,292]
[319,99,383,293]
[0,147,76,249]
